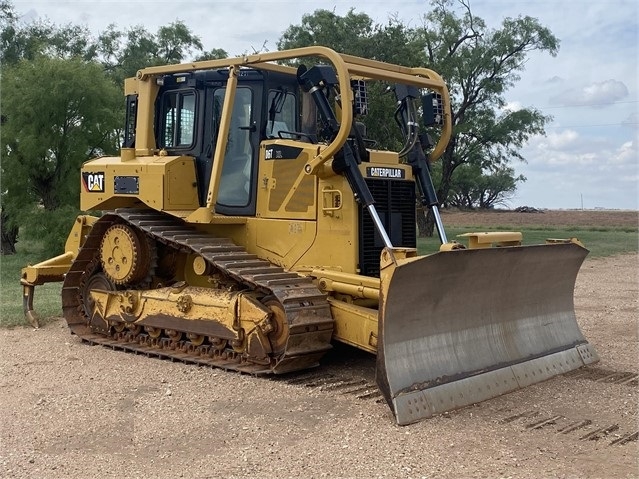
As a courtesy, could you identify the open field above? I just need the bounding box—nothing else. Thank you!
[428,210,639,258]
[418,209,638,257]
[1,209,637,478]
[440,209,638,229]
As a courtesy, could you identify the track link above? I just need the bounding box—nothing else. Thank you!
[61,208,334,375]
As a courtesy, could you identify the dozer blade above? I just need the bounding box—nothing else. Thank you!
[376,242,598,425]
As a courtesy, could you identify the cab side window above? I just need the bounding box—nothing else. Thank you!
[266,89,297,139]
[160,90,196,148]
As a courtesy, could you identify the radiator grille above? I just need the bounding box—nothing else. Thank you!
[359,179,416,277]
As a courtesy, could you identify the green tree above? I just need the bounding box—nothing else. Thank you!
[279,3,557,236]
[417,0,556,233]
[0,207,18,254]
[1,57,121,254]
[156,21,203,62]
[446,163,524,209]
[278,9,428,151]
[278,9,375,57]
[97,21,204,85]
[1,16,96,64]
[195,47,229,61]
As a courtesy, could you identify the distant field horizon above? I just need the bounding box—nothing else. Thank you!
[439,208,638,229]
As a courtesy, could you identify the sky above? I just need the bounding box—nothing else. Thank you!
[12,0,639,210]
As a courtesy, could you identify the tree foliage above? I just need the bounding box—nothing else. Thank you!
[417,0,556,231]
[279,1,558,235]
[195,47,229,62]
[278,9,428,151]
[1,57,122,252]
[97,21,205,84]
[447,164,525,209]
[1,2,207,255]
[1,11,96,64]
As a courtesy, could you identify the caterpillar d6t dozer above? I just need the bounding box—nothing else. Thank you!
[21,47,598,425]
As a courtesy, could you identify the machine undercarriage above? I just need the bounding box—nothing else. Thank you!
[62,209,334,375]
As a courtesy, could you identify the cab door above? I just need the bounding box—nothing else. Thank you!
[211,81,263,216]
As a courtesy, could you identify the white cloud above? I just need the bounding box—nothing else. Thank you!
[533,130,580,151]
[551,79,629,107]
[610,139,637,165]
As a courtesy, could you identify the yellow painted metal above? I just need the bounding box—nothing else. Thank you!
[309,250,417,353]
[256,140,318,220]
[80,155,199,212]
[314,270,380,300]
[131,75,159,156]
[192,256,209,276]
[120,148,136,162]
[299,172,359,274]
[21,251,75,286]
[458,231,523,249]
[254,219,317,265]
[99,223,152,285]
[367,150,403,165]
[90,285,272,355]
[327,298,378,354]
[21,215,98,286]
[546,237,586,247]
[21,215,98,328]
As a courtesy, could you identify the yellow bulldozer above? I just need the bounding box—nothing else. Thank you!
[21,47,598,425]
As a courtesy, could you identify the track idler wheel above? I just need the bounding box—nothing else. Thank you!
[100,224,152,285]
[81,271,116,333]
[262,296,289,357]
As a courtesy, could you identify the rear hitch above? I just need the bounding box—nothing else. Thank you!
[18,215,98,329]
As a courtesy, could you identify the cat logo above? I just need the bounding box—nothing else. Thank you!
[82,172,106,193]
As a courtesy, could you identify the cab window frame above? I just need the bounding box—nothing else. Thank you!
[158,89,198,150]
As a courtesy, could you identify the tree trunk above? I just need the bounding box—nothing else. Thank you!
[425,142,458,238]
[416,205,432,237]
[1,209,18,255]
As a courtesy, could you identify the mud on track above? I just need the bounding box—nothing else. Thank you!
[1,252,637,478]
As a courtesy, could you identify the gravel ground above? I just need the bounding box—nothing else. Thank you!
[1,253,637,479]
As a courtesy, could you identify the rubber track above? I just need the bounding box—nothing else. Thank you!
[61,208,334,375]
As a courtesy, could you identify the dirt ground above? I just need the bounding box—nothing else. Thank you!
[1,211,637,479]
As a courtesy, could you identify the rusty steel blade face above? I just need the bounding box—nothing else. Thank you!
[376,243,599,426]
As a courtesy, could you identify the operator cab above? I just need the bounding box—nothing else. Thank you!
[150,68,312,214]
